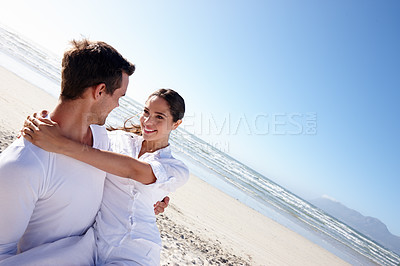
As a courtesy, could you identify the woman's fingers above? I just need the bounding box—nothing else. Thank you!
[40,110,48,118]
[22,112,59,146]
[27,115,55,128]
[22,112,53,144]
[37,117,56,125]
[30,117,41,127]
[25,112,57,132]
[26,116,36,127]
[22,127,33,140]
[30,113,56,125]
[29,118,40,130]
[22,117,41,135]
[28,122,37,133]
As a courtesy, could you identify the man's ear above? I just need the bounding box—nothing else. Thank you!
[172,120,182,130]
[93,83,106,99]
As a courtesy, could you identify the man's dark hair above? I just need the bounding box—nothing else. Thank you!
[61,39,135,100]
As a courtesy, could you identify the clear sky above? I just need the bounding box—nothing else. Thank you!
[1,0,399,236]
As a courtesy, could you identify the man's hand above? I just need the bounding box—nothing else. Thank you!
[154,196,170,215]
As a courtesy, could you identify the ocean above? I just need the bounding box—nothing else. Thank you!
[1,24,399,266]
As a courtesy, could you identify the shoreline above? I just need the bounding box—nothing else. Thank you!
[0,66,349,265]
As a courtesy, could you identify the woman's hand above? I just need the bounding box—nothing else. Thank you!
[154,196,170,215]
[22,113,66,153]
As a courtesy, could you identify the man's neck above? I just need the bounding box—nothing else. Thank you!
[49,99,95,146]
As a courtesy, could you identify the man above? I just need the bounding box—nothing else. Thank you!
[0,39,167,264]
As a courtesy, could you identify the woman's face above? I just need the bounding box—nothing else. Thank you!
[139,96,180,143]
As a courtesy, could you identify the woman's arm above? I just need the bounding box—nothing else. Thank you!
[23,116,156,185]
[61,139,156,184]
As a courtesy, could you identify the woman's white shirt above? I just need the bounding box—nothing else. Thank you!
[95,130,189,249]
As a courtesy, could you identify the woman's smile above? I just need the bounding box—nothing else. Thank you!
[143,127,157,134]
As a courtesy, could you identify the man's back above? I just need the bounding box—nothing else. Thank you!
[0,125,108,260]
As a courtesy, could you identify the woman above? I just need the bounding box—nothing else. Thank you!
[23,89,189,265]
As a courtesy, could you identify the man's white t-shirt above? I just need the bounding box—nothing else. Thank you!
[0,125,109,263]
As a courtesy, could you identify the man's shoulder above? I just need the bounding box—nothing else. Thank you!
[0,137,51,172]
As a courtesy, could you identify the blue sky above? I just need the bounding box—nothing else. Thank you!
[1,0,399,235]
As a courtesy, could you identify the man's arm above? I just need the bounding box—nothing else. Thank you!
[0,144,41,260]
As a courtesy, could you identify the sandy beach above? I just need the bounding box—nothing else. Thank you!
[0,66,349,265]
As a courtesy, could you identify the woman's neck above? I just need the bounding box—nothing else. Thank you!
[139,139,169,157]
